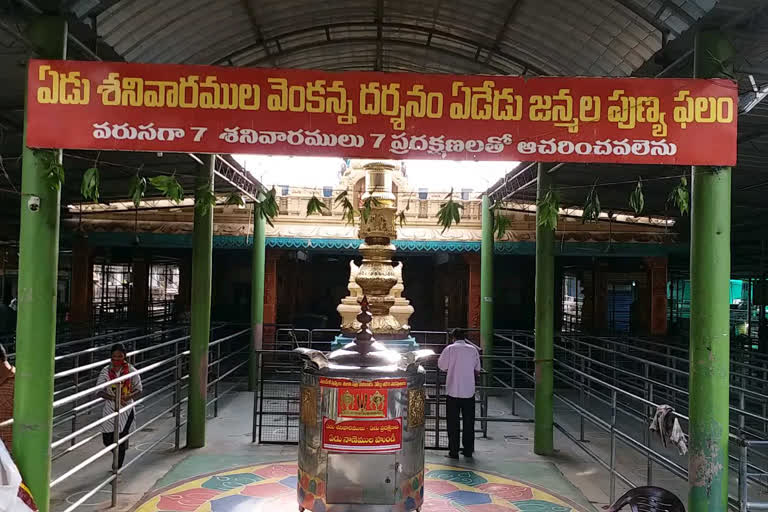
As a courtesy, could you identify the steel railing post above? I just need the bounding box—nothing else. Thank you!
[739,439,748,512]
[111,385,122,508]
[510,339,516,416]
[71,354,79,447]
[579,350,586,442]
[257,352,265,444]
[174,349,182,451]
[214,342,221,418]
[645,364,653,486]
[435,368,441,449]
[609,390,617,504]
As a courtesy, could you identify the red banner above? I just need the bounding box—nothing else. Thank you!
[322,417,403,453]
[26,59,738,165]
[320,377,406,418]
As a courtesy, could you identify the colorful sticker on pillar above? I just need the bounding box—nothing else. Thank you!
[319,377,407,389]
[322,417,403,452]
[320,377,406,418]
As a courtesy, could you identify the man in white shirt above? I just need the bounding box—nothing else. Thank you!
[438,328,481,459]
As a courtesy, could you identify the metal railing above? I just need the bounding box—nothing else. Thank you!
[250,328,524,450]
[2,323,250,512]
[495,331,768,509]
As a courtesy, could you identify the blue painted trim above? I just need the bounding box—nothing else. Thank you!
[72,232,687,257]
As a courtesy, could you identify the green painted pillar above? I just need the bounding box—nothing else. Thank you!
[534,163,555,455]
[249,205,266,391]
[480,194,494,369]
[186,155,214,448]
[12,17,67,512]
[688,30,733,512]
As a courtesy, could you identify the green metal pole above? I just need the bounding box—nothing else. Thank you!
[249,206,266,391]
[186,155,214,448]
[534,163,555,455]
[480,194,494,369]
[688,29,733,512]
[12,18,67,512]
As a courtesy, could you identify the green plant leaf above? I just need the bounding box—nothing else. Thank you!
[582,182,601,223]
[667,176,689,215]
[536,188,560,231]
[254,186,279,227]
[224,192,245,208]
[194,182,217,216]
[306,194,329,216]
[335,189,357,226]
[45,162,65,192]
[149,175,184,204]
[35,150,65,191]
[396,210,407,227]
[360,196,382,224]
[128,174,147,209]
[629,177,644,215]
[80,167,100,202]
[492,207,512,240]
[436,188,463,233]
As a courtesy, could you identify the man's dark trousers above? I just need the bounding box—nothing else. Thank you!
[446,395,475,456]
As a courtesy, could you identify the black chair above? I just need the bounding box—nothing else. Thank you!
[607,487,686,512]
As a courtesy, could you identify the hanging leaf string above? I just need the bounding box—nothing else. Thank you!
[334,189,357,225]
[536,187,560,231]
[667,176,689,215]
[360,196,382,224]
[306,194,329,216]
[629,177,644,215]
[194,182,217,216]
[582,182,601,223]
[436,188,463,233]
[148,175,184,203]
[492,207,512,240]
[80,167,100,202]
[254,186,279,227]
[35,150,65,191]
[128,174,147,209]
[224,192,245,208]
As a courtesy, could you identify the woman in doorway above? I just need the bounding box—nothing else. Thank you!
[97,344,142,469]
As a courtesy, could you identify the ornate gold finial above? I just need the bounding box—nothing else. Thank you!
[354,296,375,352]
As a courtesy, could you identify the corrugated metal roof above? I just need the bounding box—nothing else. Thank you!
[90,0,712,76]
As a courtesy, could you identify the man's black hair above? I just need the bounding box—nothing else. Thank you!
[451,328,466,341]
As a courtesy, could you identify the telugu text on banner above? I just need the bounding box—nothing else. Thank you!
[26,59,738,165]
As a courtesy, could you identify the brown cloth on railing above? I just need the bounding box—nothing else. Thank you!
[649,404,688,455]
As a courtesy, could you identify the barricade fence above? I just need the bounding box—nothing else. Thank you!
[494,331,768,510]
[1,323,251,512]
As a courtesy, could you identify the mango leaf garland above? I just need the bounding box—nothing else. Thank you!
[396,210,407,227]
[335,189,356,225]
[493,207,512,240]
[667,176,689,216]
[35,150,65,191]
[80,167,100,202]
[436,188,463,233]
[255,187,279,227]
[536,187,560,231]
[149,175,184,204]
[195,182,217,216]
[360,196,382,224]
[582,183,601,223]
[128,174,147,208]
[629,178,644,215]
[224,192,245,208]
[306,194,329,216]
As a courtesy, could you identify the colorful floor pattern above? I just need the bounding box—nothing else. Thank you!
[134,461,589,512]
